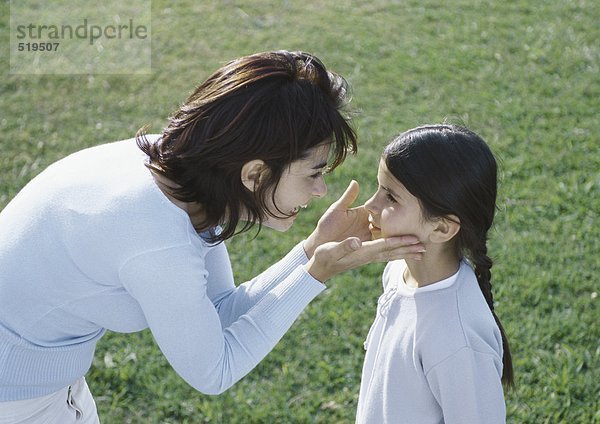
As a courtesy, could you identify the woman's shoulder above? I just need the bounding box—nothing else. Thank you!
[52,137,198,252]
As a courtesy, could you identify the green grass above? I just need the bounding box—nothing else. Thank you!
[1,0,598,422]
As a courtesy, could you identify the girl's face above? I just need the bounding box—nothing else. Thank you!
[365,159,434,242]
[262,143,330,232]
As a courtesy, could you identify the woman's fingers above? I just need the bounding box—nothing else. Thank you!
[354,237,425,263]
[305,235,425,282]
[331,180,360,210]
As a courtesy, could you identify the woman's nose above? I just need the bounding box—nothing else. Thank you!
[313,175,327,198]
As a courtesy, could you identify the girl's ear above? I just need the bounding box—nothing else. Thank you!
[241,160,268,192]
[430,215,461,243]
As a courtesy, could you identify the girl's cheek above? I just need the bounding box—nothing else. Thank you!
[380,210,395,226]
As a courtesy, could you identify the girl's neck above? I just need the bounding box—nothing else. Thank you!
[403,245,461,288]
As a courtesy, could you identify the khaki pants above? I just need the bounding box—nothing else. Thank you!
[0,377,100,423]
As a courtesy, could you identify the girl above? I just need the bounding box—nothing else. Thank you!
[357,124,513,423]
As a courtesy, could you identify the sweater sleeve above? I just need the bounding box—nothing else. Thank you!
[118,242,325,395]
[425,347,506,424]
[207,242,312,328]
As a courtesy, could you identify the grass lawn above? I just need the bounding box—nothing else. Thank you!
[1,0,598,422]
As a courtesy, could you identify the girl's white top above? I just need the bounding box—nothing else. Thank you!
[0,137,324,401]
[356,260,506,424]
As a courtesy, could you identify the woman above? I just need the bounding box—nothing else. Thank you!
[0,51,425,423]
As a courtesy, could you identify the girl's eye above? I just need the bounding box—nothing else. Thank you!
[386,193,397,203]
[309,171,323,179]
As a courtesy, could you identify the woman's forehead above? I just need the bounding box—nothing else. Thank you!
[293,144,331,167]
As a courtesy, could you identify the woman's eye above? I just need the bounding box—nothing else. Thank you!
[310,172,323,179]
[386,193,397,203]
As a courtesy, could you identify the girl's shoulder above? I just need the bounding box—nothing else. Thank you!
[415,263,503,371]
[382,260,406,291]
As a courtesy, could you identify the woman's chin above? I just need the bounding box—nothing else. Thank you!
[262,215,296,232]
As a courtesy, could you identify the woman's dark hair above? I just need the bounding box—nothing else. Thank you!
[383,124,514,388]
[137,50,357,242]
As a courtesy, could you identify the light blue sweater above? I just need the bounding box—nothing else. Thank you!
[0,137,325,401]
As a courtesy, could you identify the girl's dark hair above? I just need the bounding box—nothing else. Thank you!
[383,124,514,388]
[137,50,357,243]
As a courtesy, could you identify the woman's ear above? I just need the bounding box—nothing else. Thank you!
[430,215,461,243]
[241,159,267,192]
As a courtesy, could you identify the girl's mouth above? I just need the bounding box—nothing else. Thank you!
[368,218,381,232]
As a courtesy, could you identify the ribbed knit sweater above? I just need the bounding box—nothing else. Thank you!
[0,137,324,401]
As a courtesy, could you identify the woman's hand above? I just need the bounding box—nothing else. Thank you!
[302,179,425,282]
[303,180,372,259]
[304,236,425,283]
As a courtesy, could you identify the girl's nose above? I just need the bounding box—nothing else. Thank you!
[364,193,379,214]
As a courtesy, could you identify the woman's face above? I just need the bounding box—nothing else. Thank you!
[262,143,330,231]
[364,159,432,242]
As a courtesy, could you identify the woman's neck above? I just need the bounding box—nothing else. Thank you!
[403,244,460,288]
[150,171,207,229]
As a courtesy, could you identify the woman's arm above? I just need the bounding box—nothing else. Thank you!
[206,241,313,329]
[119,243,324,395]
